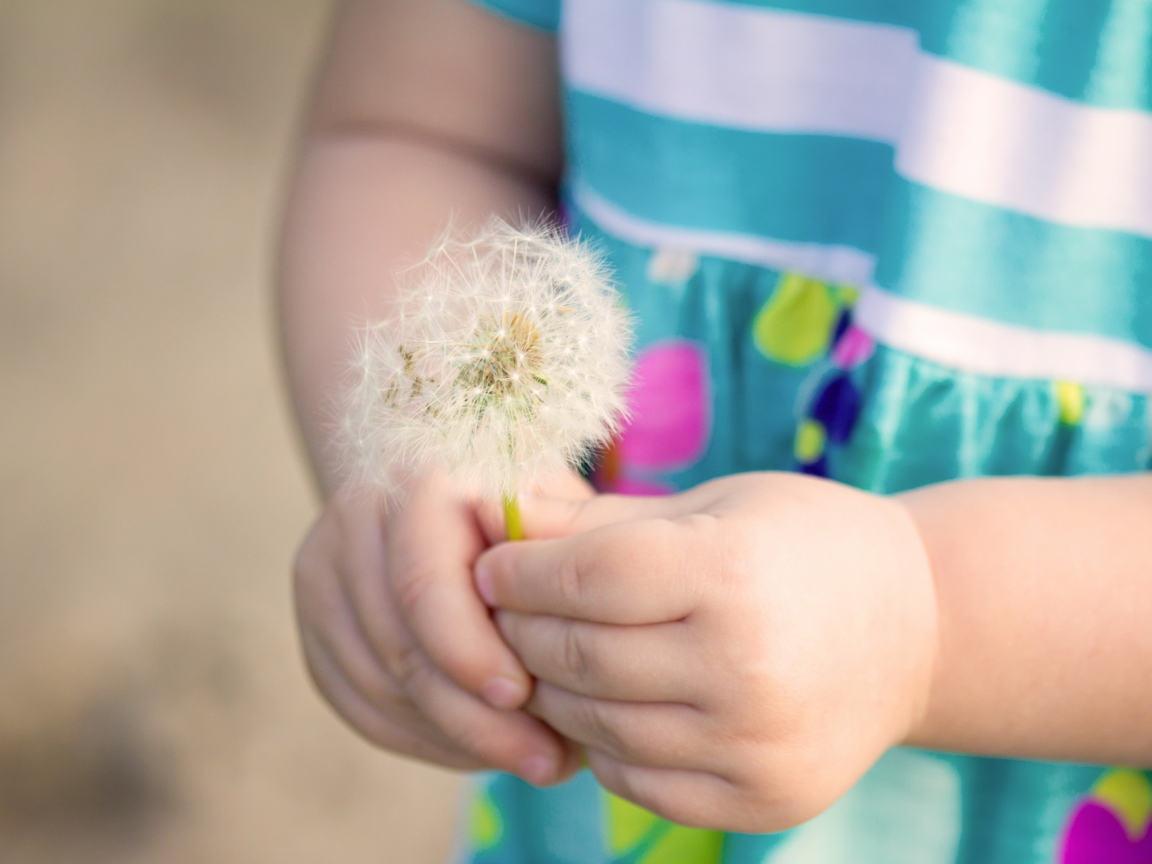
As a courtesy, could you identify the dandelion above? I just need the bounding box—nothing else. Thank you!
[344,218,632,539]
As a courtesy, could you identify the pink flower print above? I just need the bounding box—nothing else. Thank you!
[595,339,710,495]
[621,339,710,469]
[1061,770,1152,864]
[1062,803,1152,863]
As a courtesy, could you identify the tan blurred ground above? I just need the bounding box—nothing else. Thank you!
[0,1,462,861]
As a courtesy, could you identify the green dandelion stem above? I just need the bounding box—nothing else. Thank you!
[503,494,524,542]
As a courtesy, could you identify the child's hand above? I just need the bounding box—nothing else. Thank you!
[474,473,938,831]
[293,471,587,784]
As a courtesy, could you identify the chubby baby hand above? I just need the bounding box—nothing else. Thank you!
[474,472,937,832]
[293,470,590,784]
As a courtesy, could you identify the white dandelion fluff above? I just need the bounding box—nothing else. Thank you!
[344,218,632,521]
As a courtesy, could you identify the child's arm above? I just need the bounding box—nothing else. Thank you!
[281,0,562,492]
[279,0,575,783]
[901,473,1152,762]
[474,471,1152,830]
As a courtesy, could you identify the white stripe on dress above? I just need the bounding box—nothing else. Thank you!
[576,185,1152,392]
[564,0,1152,239]
[854,287,1152,392]
[577,185,878,287]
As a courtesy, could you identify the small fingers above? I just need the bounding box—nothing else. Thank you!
[307,588,574,784]
[404,661,578,785]
[294,496,572,783]
[476,470,597,545]
[362,477,533,709]
[385,544,530,709]
[294,513,430,736]
[486,488,682,545]
[497,613,699,703]
[528,683,712,773]
[340,557,573,783]
[476,516,712,623]
[586,750,743,831]
[302,633,480,770]
[300,583,439,736]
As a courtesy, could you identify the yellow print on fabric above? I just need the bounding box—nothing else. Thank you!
[752,272,857,367]
[605,792,723,864]
[469,787,504,852]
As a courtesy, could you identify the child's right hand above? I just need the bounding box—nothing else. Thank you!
[292,470,581,785]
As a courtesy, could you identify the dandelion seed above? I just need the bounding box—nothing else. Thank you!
[344,218,633,532]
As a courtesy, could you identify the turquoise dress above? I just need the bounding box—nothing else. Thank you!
[460,1,1152,861]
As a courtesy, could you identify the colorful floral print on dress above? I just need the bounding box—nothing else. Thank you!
[605,792,723,864]
[754,272,874,477]
[1061,769,1152,863]
[596,338,711,494]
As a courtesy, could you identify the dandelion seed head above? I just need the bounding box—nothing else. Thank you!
[343,217,633,502]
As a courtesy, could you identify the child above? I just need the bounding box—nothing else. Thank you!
[278,0,1152,861]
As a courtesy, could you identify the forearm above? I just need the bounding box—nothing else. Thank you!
[276,0,561,494]
[278,134,554,493]
[900,473,1152,764]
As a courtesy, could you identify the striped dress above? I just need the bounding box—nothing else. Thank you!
[459,1,1152,862]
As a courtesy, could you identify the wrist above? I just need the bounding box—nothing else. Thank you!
[886,492,942,750]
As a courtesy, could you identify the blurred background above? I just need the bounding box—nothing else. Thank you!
[0,1,461,861]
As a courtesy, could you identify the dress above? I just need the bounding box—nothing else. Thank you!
[459,1,1152,861]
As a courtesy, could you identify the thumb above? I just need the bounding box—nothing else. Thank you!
[481,486,681,544]
[476,469,594,544]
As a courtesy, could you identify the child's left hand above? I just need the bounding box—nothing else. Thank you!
[474,472,939,832]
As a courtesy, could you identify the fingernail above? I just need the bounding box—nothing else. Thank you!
[481,676,523,710]
[518,754,555,786]
[475,564,495,606]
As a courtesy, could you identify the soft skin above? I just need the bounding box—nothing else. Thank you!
[281,0,578,784]
[281,0,1152,830]
[474,473,938,832]
[473,472,1152,830]
[292,470,586,782]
